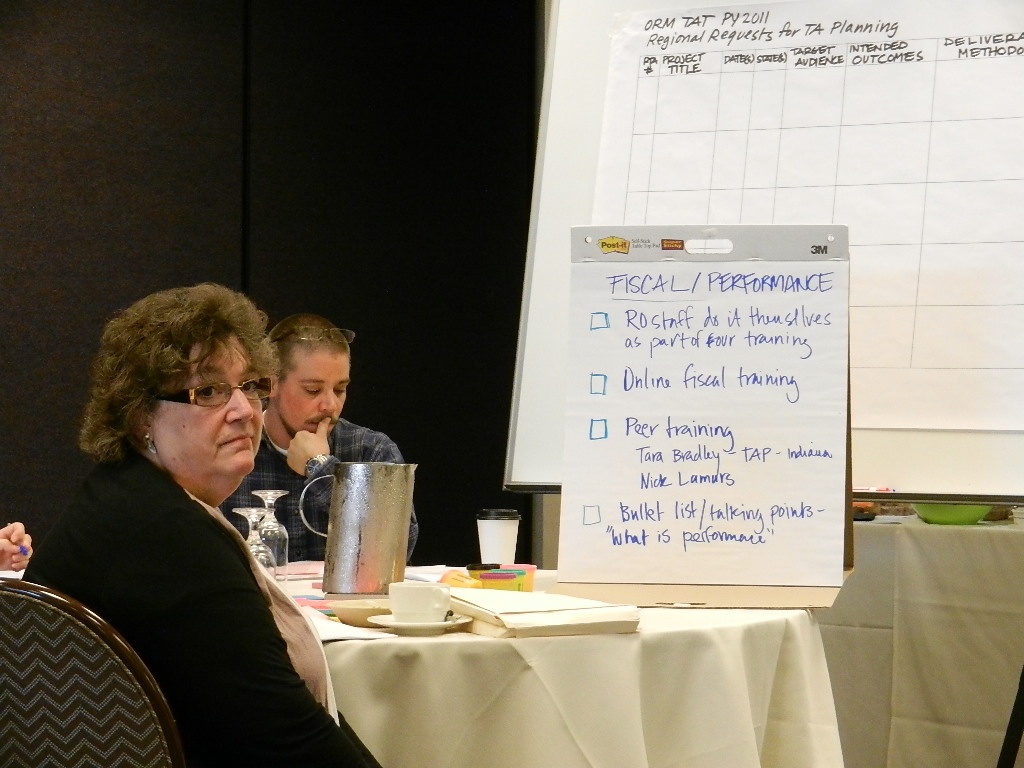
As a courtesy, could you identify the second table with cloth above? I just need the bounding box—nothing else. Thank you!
[287,573,844,768]
[816,516,1024,768]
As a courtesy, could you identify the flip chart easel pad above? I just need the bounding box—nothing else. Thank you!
[594,0,1024,436]
[506,0,1024,497]
[557,225,849,588]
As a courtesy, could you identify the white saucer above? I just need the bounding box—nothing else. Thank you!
[367,614,471,636]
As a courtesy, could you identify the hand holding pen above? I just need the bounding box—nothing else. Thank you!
[0,521,32,572]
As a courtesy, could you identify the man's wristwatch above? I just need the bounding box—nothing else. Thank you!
[304,454,331,477]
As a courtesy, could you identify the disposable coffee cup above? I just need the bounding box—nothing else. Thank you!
[476,509,521,564]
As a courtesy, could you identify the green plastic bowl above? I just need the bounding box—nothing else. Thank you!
[912,503,991,525]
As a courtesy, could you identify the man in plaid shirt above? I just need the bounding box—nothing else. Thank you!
[223,313,418,562]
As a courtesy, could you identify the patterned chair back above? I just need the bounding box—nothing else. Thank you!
[0,577,186,767]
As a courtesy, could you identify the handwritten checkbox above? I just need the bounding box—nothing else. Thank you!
[582,505,601,525]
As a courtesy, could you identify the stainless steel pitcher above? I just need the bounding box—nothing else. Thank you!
[298,462,416,595]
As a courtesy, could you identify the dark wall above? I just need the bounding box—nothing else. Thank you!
[245,4,537,565]
[0,2,245,542]
[0,3,536,567]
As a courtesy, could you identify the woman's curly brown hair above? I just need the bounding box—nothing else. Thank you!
[79,283,277,463]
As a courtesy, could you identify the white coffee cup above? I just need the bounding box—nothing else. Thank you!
[476,509,521,564]
[387,582,451,623]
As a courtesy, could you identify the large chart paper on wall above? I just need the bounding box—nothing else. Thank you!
[558,225,848,588]
[507,0,1024,497]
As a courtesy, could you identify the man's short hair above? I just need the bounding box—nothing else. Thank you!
[267,313,352,376]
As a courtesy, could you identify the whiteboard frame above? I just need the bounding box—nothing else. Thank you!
[505,0,1024,502]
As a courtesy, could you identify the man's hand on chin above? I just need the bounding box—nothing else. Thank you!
[286,417,333,475]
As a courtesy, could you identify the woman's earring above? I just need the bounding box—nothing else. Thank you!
[145,433,157,454]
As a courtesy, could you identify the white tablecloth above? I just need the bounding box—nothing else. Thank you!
[316,601,843,768]
[816,517,1024,768]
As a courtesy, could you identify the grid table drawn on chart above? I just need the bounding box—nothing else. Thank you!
[593,1,1024,431]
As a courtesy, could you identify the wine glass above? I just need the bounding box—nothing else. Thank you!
[232,507,277,577]
[252,489,289,510]
[253,490,289,581]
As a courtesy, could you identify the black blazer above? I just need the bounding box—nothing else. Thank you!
[26,451,380,768]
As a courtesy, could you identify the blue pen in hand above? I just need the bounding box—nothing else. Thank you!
[17,545,29,556]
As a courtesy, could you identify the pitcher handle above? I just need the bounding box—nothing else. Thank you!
[297,475,331,538]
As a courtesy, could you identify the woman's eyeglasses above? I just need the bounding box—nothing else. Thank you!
[269,326,355,344]
[156,377,273,407]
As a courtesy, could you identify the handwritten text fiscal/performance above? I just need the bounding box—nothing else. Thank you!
[606,271,835,295]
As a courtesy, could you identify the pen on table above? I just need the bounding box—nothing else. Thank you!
[853,487,895,492]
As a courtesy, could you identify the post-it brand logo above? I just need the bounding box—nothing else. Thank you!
[598,236,629,254]
[661,239,685,250]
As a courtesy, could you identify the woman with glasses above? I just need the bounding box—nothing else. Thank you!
[25,283,382,768]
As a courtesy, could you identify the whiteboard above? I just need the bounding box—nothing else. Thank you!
[505,0,1024,499]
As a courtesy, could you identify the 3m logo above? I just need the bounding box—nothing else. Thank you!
[661,239,685,250]
[598,236,630,255]
[811,244,828,255]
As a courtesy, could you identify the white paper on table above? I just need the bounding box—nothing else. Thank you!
[402,565,453,582]
[284,560,324,579]
[299,606,390,641]
[399,565,558,592]
[450,587,639,638]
